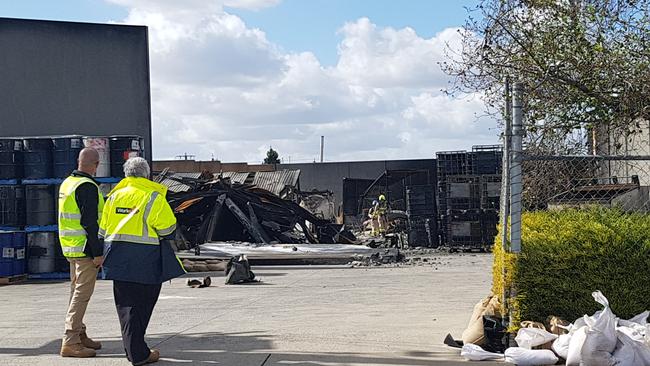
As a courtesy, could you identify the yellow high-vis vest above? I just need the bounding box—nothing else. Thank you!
[100,177,185,284]
[58,176,105,258]
[99,177,176,245]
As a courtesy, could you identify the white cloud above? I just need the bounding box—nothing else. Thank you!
[108,1,498,163]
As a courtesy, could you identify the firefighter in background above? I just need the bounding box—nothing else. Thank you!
[368,194,389,236]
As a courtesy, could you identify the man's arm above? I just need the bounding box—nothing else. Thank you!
[75,183,103,258]
[150,194,177,240]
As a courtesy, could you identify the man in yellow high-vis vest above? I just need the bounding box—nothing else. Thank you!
[58,148,105,358]
[100,157,185,366]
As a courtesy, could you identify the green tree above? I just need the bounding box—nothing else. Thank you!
[264,147,281,164]
[444,0,650,153]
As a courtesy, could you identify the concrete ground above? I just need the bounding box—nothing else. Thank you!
[0,253,500,366]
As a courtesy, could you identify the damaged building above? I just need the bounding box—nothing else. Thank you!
[155,145,503,251]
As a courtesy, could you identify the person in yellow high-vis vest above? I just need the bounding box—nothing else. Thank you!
[58,148,105,358]
[100,157,185,366]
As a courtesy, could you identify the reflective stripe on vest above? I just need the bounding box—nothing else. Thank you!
[61,246,85,254]
[58,176,105,258]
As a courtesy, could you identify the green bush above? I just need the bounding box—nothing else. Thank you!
[493,207,650,327]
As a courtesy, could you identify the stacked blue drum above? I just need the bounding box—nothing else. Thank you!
[0,134,143,279]
[0,231,26,277]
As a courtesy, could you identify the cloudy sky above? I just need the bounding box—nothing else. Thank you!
[2,0,499,163]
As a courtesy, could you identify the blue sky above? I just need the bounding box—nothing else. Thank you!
[0,0,495,162]
[1,0,477,66]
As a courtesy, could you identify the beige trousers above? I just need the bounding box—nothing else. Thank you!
[62,258,99,346]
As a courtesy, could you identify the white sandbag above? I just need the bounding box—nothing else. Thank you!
[566,326,587,366]
[580,291,618,366]
[613,342,637,366]
[619,311,649,334]
[515,327,558,349]
[504,347,558,366]
[552,333,571,359]
[613,328,650,366]
[618,324,645,343]
[629,311,649,325]
[460,343,505,361]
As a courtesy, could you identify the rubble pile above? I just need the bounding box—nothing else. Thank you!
[348,249,404,267]
[163,175,356,249]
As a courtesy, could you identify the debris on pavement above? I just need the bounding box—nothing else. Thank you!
[186,276,212,288]
[225,255,257,285]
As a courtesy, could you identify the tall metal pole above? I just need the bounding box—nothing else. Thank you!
[500,79,512,330]
[320,136,324,163]
[510,82,524,253]
[501,78,512,252]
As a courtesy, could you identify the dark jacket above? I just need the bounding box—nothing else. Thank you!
[71,170,103,258]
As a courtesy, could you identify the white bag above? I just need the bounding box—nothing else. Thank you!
[613,327,650,366]
[460,343,505,361]
[552,333,571,359]
[580,291,618,366]
[504,347,558,366]
[619,311,649,334]
[629,311,649,325]
[515,327,558,349]
[566,326,588,366]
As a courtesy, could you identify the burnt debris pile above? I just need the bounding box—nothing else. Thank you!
[161,174,356,249]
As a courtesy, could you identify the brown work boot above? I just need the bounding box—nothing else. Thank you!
[134,349,160,365]
[60,343,96,358]
[80,333,102,350]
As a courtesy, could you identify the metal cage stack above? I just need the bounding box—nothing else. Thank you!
[436,145,503,250]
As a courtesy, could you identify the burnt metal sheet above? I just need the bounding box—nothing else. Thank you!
[160,172,204,193]
[252,170,301,196]
[219,171,250,184]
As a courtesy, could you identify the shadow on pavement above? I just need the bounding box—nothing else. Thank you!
[0,331,481,366]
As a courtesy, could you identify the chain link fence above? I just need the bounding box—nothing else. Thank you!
[499,82,650,331]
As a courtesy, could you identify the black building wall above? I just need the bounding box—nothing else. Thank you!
[278,158,437,209]
[0,18,152,159]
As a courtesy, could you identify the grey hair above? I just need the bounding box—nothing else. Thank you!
[123,157,150,178]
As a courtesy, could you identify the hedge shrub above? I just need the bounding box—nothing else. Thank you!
[492,207,650,327]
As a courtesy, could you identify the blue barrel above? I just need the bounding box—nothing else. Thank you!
[0,139,23,180]
[25,185,56,226]
[23,138,54,179]
[0,185,26,227]
[53,136,83,178]
[0,231,14,276]
[13,231,26,275]
[110,135,143,177]
[27,232,57,274]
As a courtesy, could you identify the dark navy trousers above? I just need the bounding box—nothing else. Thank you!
[113,280,162,365]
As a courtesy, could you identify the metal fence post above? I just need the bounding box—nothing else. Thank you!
[510,82,524,253]
[501,79,511,251]
[500,78,513,335]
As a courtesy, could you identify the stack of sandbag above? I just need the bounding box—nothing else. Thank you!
[461,295,503,347]
[504,324,559,365]
[181,258,227,272]
[556,291,650,366]
[459,291,650,365]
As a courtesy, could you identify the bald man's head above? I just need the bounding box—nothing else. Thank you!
[78,148,100,176]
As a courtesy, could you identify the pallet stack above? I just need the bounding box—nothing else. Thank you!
[436,145,503,250]
[405,185,437,247]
